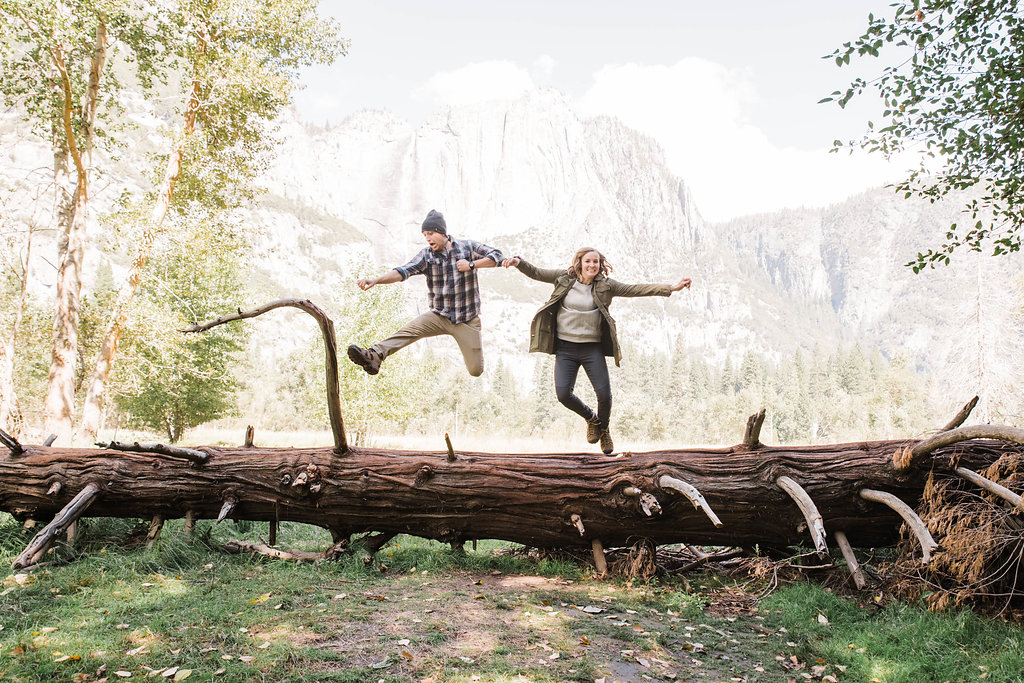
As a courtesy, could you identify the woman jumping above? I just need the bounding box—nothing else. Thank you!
[503,248,691,453]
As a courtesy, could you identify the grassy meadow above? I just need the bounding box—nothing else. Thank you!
[2,512,1023,683]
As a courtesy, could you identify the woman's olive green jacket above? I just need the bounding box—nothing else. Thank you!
[515,258,672,367]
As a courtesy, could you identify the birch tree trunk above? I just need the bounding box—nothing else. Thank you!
[79,45,206,442]
[43,20,109,445]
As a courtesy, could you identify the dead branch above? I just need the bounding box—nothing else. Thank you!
[833,529,867,589]
[941,396,980,432]
[657,475,723,527]
[0,427,24,455]
[13,483,102,569]
[776,475,828,555]
[956,467,1024,511]
[99,440,209,465]
[860,488,937,564]
[897,425,1024,471]
[591,538,608,576]
[223,540,324,562]
[184,298,347,453]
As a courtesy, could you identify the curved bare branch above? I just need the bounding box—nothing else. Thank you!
[956,467,1024,511]
[776,475,828,555]
[860,488,937,564]
[185,299,347,453]
[658,475,723,527]
[895,424,1024,471]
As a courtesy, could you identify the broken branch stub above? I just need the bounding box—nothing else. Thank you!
[217,497,237,524]
[0,427,24,456]
[941,396,979,433]
[591,538,608,577]
[741,409,766,449]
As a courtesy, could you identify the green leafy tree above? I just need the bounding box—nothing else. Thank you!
[79,0,345,441]
[0,0,176,443]
[114,222,246,443]
[825,0,1024,269]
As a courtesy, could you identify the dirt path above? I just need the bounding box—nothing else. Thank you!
[280,568,795,683]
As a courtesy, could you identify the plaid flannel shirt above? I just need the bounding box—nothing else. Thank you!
[395,237,504,324]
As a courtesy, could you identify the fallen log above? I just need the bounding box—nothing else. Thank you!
[0,429,1016,564]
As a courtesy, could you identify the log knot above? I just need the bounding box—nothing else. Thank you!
[415,465,435,486]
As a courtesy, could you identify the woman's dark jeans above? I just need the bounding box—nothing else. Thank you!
[554,340,612,429]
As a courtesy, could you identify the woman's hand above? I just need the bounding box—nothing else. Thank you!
[670,277,692,292]
[502,257,521,268]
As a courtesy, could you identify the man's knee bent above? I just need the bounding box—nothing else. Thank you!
[466,357,484,377]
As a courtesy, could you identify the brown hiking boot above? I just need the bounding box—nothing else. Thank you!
[586,417,602,444]
[599,429,614,454]
[347,344,381,375]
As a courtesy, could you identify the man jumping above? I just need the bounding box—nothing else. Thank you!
[346,210,504,377]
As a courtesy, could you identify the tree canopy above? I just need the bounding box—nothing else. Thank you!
[824,0,1024,270]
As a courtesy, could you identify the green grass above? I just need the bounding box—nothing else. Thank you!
[762,581,1024,683]
[3,514,1024,682]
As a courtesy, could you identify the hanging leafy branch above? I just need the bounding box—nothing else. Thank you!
[822,0,1024,271]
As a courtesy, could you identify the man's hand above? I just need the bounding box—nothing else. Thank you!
[670,277,692,292]
[501,257,520,268]
[456,259,473,272]
[357,278,376,291]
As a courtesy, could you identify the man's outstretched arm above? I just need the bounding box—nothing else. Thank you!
[357,269,402,291]
[456,257,499,272]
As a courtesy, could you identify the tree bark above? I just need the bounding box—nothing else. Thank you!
[0,436,1015,553]
[43,21,109,445]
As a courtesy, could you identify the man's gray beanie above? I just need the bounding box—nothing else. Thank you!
[421,210,447,235]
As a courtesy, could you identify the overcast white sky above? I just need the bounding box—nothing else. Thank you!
[295,1,912,223]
